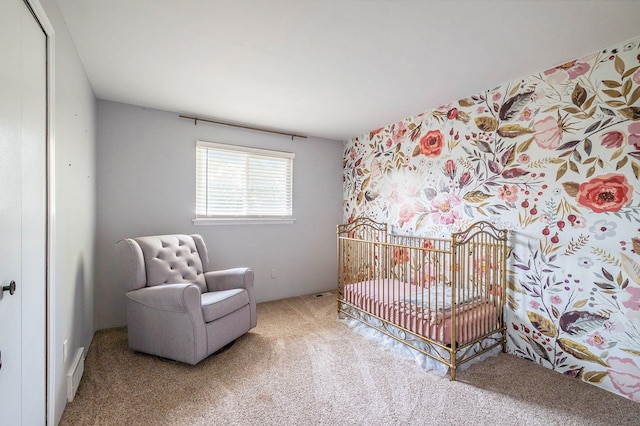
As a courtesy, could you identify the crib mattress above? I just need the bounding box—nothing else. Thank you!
[342,279,499,345]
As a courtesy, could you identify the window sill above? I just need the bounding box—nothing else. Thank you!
[193,217,296,226]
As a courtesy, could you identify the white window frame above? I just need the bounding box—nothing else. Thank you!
[193,140,296,225]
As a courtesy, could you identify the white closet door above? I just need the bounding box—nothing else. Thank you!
[0,0,47,424]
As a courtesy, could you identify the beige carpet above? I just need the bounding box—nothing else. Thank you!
[60,293,640,425]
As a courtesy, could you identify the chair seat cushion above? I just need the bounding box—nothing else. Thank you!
[201,288,249,323]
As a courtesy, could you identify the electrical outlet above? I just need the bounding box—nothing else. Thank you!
[63,339,69,362]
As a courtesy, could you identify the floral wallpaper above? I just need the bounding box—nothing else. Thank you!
[343,36,640,401]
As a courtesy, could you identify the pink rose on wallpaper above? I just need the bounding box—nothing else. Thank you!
[586,332,607,350]
[443,159,456,179]
[576,173,633,213]
[497,184,519,203]
[419,130,444,157]
[543,60,591,83]
[621,286,640,311]
[519,107,533,121]
[388,122,408,147]
[629,122,640,150]
[550,295,563,305]
[533,116,562,149]
[601,131,624,148]
[633,69,640,85]
[517,153,530,164]
[458,171,471,188]
[529,300,541,310]
[430,193,461,224]
[393,246,410,264]
[398,203,415,227]
[370,158,381,178]
[607,357,640,401]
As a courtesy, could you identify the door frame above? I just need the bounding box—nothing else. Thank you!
[24,0,55,423]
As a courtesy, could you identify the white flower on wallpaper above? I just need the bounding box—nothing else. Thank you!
[343,36,640,401]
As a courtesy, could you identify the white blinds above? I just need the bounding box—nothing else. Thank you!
[196,140,295,218]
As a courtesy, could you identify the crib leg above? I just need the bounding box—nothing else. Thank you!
[450,346,457,381]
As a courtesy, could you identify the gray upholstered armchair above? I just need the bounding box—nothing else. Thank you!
[115,234,256,365]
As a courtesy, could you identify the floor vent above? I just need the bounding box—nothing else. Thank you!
[314,291,333,298]
[67,347,85,402]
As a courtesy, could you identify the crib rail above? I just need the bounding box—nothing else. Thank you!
[337,217,508,379]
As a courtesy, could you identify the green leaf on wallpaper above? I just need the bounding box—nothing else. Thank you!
[361,176,370,191]
[611,147,625,161]
[562,182,579,197]
[556,162,568,180]
[501,144,516,166]
[463,191,492,203]
[582,371,608,383]
[499,91,534,121]
[586,165,596,178]
[630,86,640,106]
[583,96,596,111]
[623,65,640,79]
[476,139,493,153]
[474,116,498,132]
[497,124,533,138]
[527,311,558,338]
[603,88,623,98]
[622,79,633,97]
[594,281,616,290]
[415,213,430,231]
[556,140,580,150]
[632,162,640,180]
[584,138,592,155]
[616,156,628,170]
[459,97,476,107]
[356,191,363,206]
[558,338,608,367]
[412,144,421,157]
[621,348,640,357]
[620,252,640,284]
[615,55,625,75]
[619,107,640,121]
[602,80,622,88]
[516,137,534,153]
[573,299,588,308]
[526,335,551,363]
[568,160,579,173]
[606,100,626,107]
[572,83,587,107]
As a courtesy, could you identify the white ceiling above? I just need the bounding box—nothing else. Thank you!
[56,0,640,141]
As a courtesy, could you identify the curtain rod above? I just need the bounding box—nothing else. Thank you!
[179,114,307,140]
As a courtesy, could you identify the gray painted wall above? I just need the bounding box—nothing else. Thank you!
[40,0,97,423]
[95,100,344,329]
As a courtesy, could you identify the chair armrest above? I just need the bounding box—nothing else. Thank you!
[204,268,254,292]
[126,283,202,314]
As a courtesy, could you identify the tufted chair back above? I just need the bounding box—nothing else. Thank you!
[117,234,210,293]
